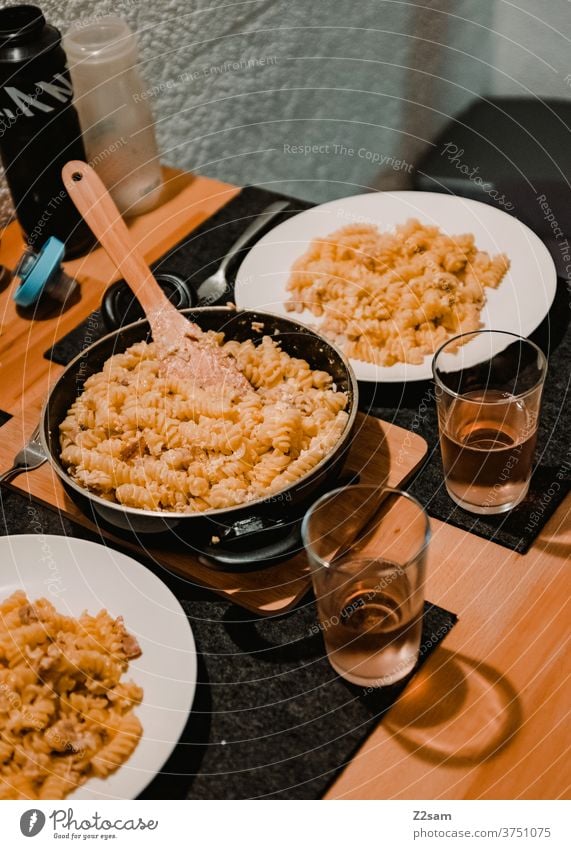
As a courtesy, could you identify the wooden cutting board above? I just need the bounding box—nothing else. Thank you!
[0,407,427,614]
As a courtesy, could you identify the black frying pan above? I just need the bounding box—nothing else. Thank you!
[41,307,358,570]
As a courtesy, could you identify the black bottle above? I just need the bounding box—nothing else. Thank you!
[0,4,94,258]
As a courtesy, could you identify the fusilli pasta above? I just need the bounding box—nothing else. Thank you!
[0,592,142,800]
[59,333,349,512]
[285,219,510,366]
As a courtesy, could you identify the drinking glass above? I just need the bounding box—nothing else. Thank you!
[302,486,430,687]
[433,330,547,515]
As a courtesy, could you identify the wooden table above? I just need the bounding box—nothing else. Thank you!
[327,503,571,800]
[1,171,569,801]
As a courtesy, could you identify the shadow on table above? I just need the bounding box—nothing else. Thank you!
[138,650,212,800]
[381,649,522,767]
[533,522,571,559]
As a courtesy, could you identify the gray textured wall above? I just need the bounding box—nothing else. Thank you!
[492,0,571,98]
[0,0,568,226]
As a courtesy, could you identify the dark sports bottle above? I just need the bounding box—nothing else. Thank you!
[0,5,93,258]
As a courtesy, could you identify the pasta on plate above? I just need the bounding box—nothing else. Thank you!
[286,219,510,366]
[0,591,142,800]
[59,332,349,512]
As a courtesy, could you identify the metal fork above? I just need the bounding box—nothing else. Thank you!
[0,425,47,484]
[195,200,289,305]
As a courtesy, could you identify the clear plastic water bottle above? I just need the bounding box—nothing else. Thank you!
[63,16,163,217]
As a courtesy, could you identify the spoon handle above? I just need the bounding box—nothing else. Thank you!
[217,200,289,276]
[62,160,171,318]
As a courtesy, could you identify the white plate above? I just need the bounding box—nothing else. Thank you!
[0,534,196,800]
[235,191,557,382]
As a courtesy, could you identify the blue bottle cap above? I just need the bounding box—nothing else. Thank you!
[13,236,66,307]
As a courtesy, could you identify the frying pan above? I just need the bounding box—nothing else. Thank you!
[41,307,359,570]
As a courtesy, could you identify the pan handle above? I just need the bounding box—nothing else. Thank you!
[198,519,302,572]
[196,471,361,571]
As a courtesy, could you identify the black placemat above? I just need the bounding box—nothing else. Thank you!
[0,410,12,427]
[145,597,456,800]
[151,185,311,291]
[45,309,108,366]
[1,486,456,800]
[44,186,570,552]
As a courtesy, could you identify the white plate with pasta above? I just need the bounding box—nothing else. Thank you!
[0,535,196,800]
[234,191,556,382]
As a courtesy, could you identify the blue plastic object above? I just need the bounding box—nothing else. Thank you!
[13,237,66,307]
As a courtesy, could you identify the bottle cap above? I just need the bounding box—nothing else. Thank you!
[13,236,72,307]
[0,5,45,45]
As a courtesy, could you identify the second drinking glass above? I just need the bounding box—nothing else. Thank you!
[302,486,430,687]
[433,330,547,515]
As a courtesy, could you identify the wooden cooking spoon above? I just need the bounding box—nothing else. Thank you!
[62,160,252,395]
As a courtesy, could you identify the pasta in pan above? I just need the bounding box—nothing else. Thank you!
[0,592,142,800]
[59,332,350,512]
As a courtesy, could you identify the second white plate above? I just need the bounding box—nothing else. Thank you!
[0,534,197,800]
[235,191,557,382]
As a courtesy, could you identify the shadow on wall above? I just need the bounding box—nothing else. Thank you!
[371,0,495,193]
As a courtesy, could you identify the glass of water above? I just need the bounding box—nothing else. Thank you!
[302,486,430,687]
[433,330,547,515]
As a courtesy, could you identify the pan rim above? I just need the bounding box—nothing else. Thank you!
[41,306,359,521]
